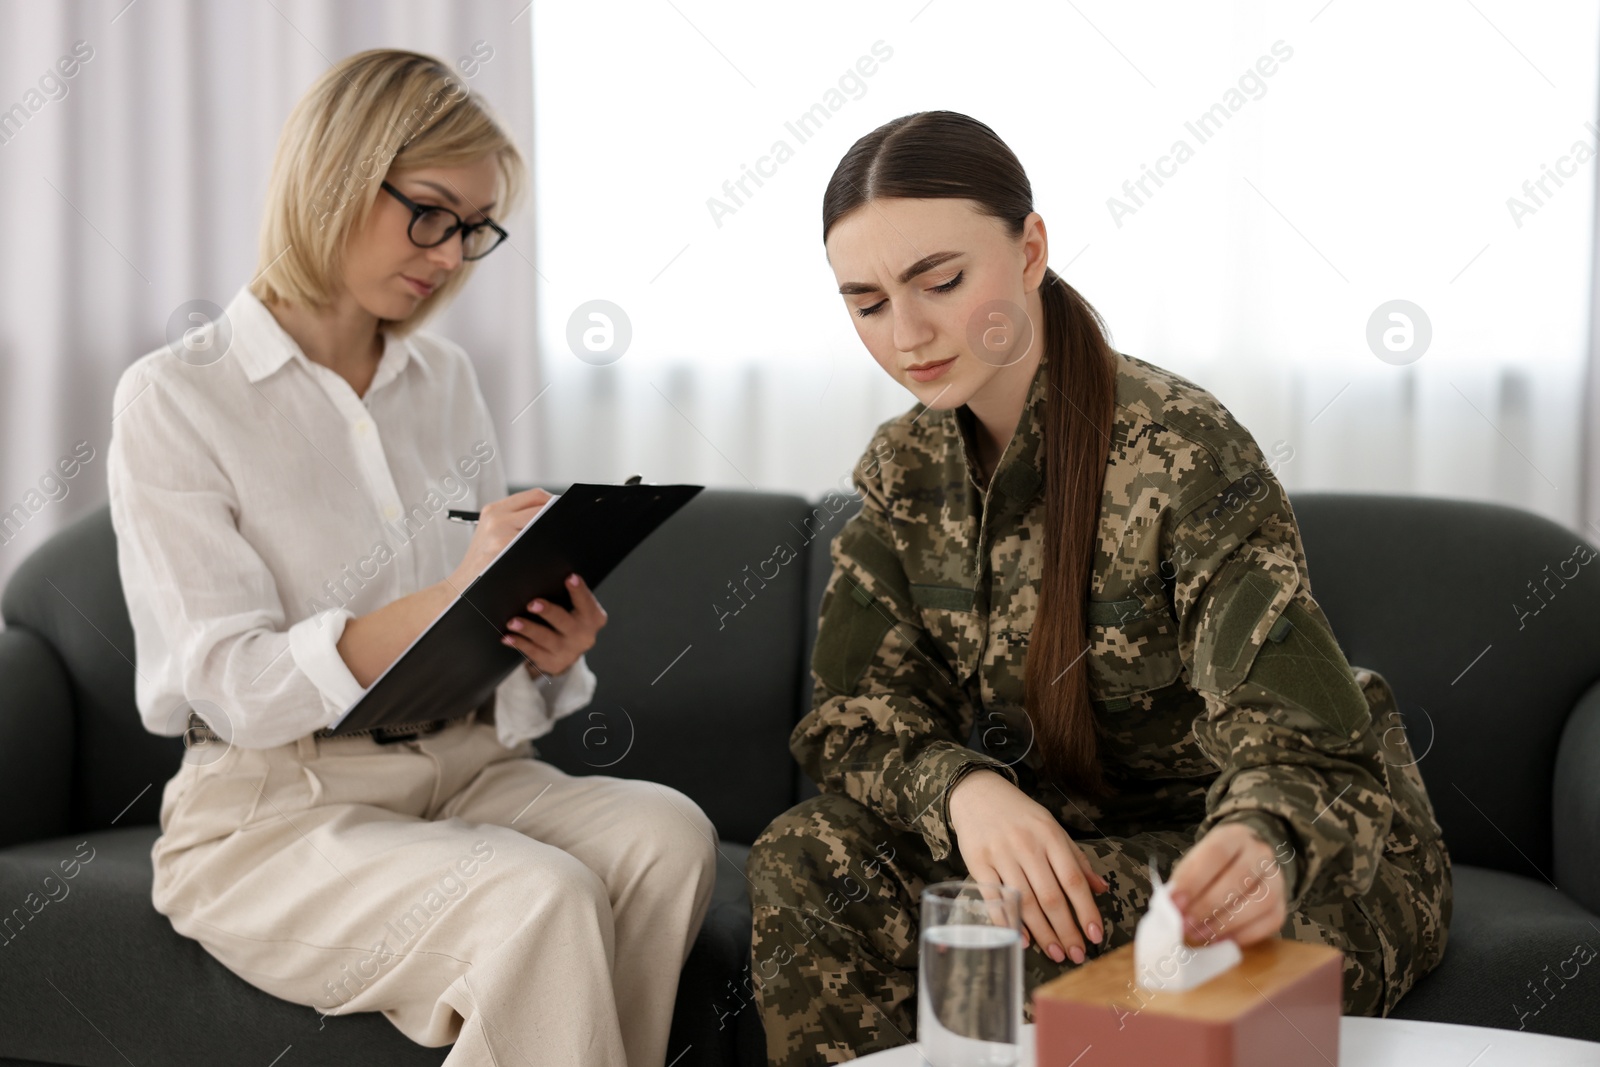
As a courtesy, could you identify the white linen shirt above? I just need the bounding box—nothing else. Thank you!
[107,284,596,751]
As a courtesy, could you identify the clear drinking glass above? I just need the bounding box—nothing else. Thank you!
[918,880,1024,1067]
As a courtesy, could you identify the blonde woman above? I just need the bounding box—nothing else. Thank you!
[108,49,717,1067]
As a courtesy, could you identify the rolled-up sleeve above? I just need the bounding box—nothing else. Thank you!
[287,608,365,715]
[109,366,366,748]
[491,652,598,747]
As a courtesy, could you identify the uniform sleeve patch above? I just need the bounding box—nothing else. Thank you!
[1194,552,1298,694]
[1244,598,1372,737]
[813,577,898,696]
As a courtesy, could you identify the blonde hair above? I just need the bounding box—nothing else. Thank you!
[249,48,527,335]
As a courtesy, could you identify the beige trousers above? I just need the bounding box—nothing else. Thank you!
[150,709,719,1067]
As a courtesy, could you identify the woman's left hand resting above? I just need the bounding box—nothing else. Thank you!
[1165,822,1290,949]
[502,572,608,680]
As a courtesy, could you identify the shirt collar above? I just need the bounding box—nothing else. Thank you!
[225,285,411,392]
[948,349,1049,504]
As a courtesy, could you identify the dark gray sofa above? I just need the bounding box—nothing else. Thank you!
[1,488,1597,1066]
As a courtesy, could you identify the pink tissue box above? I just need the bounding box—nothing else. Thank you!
[1033,937,1344,1067]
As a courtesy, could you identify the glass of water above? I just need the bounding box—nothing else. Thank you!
[918,880,1024,1067]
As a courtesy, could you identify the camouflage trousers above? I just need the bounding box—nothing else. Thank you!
[745,791,1451,1066]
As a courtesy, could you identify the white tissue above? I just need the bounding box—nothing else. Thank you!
[1133,865,1242,992]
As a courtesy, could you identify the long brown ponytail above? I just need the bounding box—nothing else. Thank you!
[822,111,1119,800]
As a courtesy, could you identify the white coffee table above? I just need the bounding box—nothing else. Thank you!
[853,1017,1600,1064]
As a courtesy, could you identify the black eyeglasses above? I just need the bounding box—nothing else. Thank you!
[381,181,508,261]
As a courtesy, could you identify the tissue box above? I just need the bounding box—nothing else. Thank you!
[1032,937,1343,1067]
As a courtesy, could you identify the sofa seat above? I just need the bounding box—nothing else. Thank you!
[1390,863,1600,1040]
[0,828,760,1066]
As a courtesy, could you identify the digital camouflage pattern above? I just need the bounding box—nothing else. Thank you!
[746,349,1452,1064]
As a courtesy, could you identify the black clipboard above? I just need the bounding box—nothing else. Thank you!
[325,481,703,735]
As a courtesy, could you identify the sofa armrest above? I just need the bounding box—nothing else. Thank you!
[1554,675,1600,914]
[0,626,74,848]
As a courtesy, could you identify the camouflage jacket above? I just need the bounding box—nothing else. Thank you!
[792,350,1445,915]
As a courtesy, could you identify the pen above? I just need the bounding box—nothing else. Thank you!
[447,474,644,524]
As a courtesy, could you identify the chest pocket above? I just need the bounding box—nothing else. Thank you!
[1084,596,1185,710]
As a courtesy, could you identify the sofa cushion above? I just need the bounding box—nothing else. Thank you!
[0,507,178,833]
[0,826,762,1066]
[1390,863,1600,1040]
[0,826,448,1066]
[668,842,767,1067]
[0,628,74,848]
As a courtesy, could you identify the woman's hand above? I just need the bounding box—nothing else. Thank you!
[502,572,608,678]
[1166,822,1289,948]
[947,769,1111,965]
[446,488,609,677]
[449,487,554,590]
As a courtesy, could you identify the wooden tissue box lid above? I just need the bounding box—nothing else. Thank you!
[1032,937,1343,1067]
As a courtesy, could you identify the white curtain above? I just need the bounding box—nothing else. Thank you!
[1585,15,1600,542]
[532,0,1599,534]
[4,0,1599,611]
[0,0,542,608]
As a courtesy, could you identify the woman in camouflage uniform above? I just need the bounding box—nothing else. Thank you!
[745,111,1451,1065]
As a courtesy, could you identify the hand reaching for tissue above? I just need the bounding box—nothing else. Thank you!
[1165,822,1290,949]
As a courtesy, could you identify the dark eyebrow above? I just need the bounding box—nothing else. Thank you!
[838,250,963,295]
[410,179,496,217]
